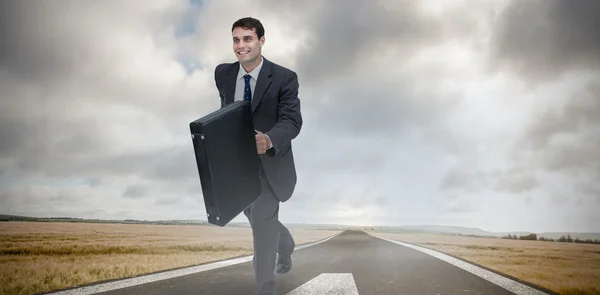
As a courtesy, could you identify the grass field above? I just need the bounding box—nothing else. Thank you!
[1,222,598,295]
[367,231,600,295]
[0,221,341,295]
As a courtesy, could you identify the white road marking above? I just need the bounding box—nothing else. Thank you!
[366,232,549,295]
[45,231,343,295]
[286,273,359,295]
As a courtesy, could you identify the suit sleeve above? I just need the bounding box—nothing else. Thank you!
[214,64,225,108]
[265,71,302,157]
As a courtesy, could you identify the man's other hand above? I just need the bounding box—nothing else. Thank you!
[255,130,270,154]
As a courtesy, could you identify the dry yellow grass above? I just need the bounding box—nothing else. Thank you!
[367,231,600,295]
[4,222,598,295]
[0,221,341,295]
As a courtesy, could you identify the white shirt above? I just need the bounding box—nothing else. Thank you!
[234,57,272,150]
[234,57,263,102]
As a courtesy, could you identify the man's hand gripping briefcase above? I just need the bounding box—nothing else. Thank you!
[189,101,262,226]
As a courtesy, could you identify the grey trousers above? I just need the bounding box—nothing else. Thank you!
[244,176,295,295]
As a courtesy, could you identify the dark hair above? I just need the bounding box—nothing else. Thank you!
[232,17,265,39]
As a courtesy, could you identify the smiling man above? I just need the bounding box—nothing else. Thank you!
[213,17,303,295]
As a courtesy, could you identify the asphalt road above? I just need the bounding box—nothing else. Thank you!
[45,230,553,295]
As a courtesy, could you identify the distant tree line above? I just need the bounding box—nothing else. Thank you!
[502,233,600,244]
[363,227,600,245]
[0,215,209,226]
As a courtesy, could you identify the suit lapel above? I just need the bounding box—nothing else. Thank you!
[223,58,272,112]
[252,57,272,112]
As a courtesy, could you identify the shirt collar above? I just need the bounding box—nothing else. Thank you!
[237,56,264,81]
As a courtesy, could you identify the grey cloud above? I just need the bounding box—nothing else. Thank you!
[299,139,390,176]
[123,186,147,199]
[311,75,462,136]
[542,139,600,174]
[54,145,199,191]
[439,168,489,193]
[515,82,600,174]
[439,164,539,194]
[255,0,484,171]
[0,117,106,172]
[0,1,222,223]
[0,0,205,183]
[1,0,597,232]
[488,0,600,82]
[438,82,600,198]
[432,81,599,216]
[524,83,600,153]
[256,0,493,86]
[154,195,185,206]
[1,1,108,84]
[0,0,203,119]
[444,199,478,214]
[285,0,491,88]
[425,194,476,215]
[578,182,600,197]
[438,80,599,223]
[0,120,28,157]
[295,1,440,86]
[0,184,80,214]
[373,196,389,207]
[512,82,600,205]
[0,115,199,184]
[490,168,539,194]
[96,146,198,182]
[0,186,48,212]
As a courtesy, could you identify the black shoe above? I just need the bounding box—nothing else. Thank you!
[276,255,292,274]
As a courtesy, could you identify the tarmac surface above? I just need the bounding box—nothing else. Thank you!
[44,230,552,295]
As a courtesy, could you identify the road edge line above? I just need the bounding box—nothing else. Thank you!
[365,232,551,295]
[42,231,344,295]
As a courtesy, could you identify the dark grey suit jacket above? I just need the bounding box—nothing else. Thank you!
[214,56,302,203]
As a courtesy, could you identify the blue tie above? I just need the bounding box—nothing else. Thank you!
[243,74,252,101]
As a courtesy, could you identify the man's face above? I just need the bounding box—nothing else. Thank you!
[232,27,264,64]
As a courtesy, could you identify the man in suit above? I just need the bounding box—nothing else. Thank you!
[214,17,302,295]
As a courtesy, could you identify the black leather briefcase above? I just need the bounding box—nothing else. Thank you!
[189,101,262,226]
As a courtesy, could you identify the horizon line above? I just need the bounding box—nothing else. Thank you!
[1,213,598,234]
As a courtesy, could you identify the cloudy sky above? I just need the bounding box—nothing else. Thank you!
[1,0,598,233]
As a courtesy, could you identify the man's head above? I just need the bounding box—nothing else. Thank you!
[232,17,265,66]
